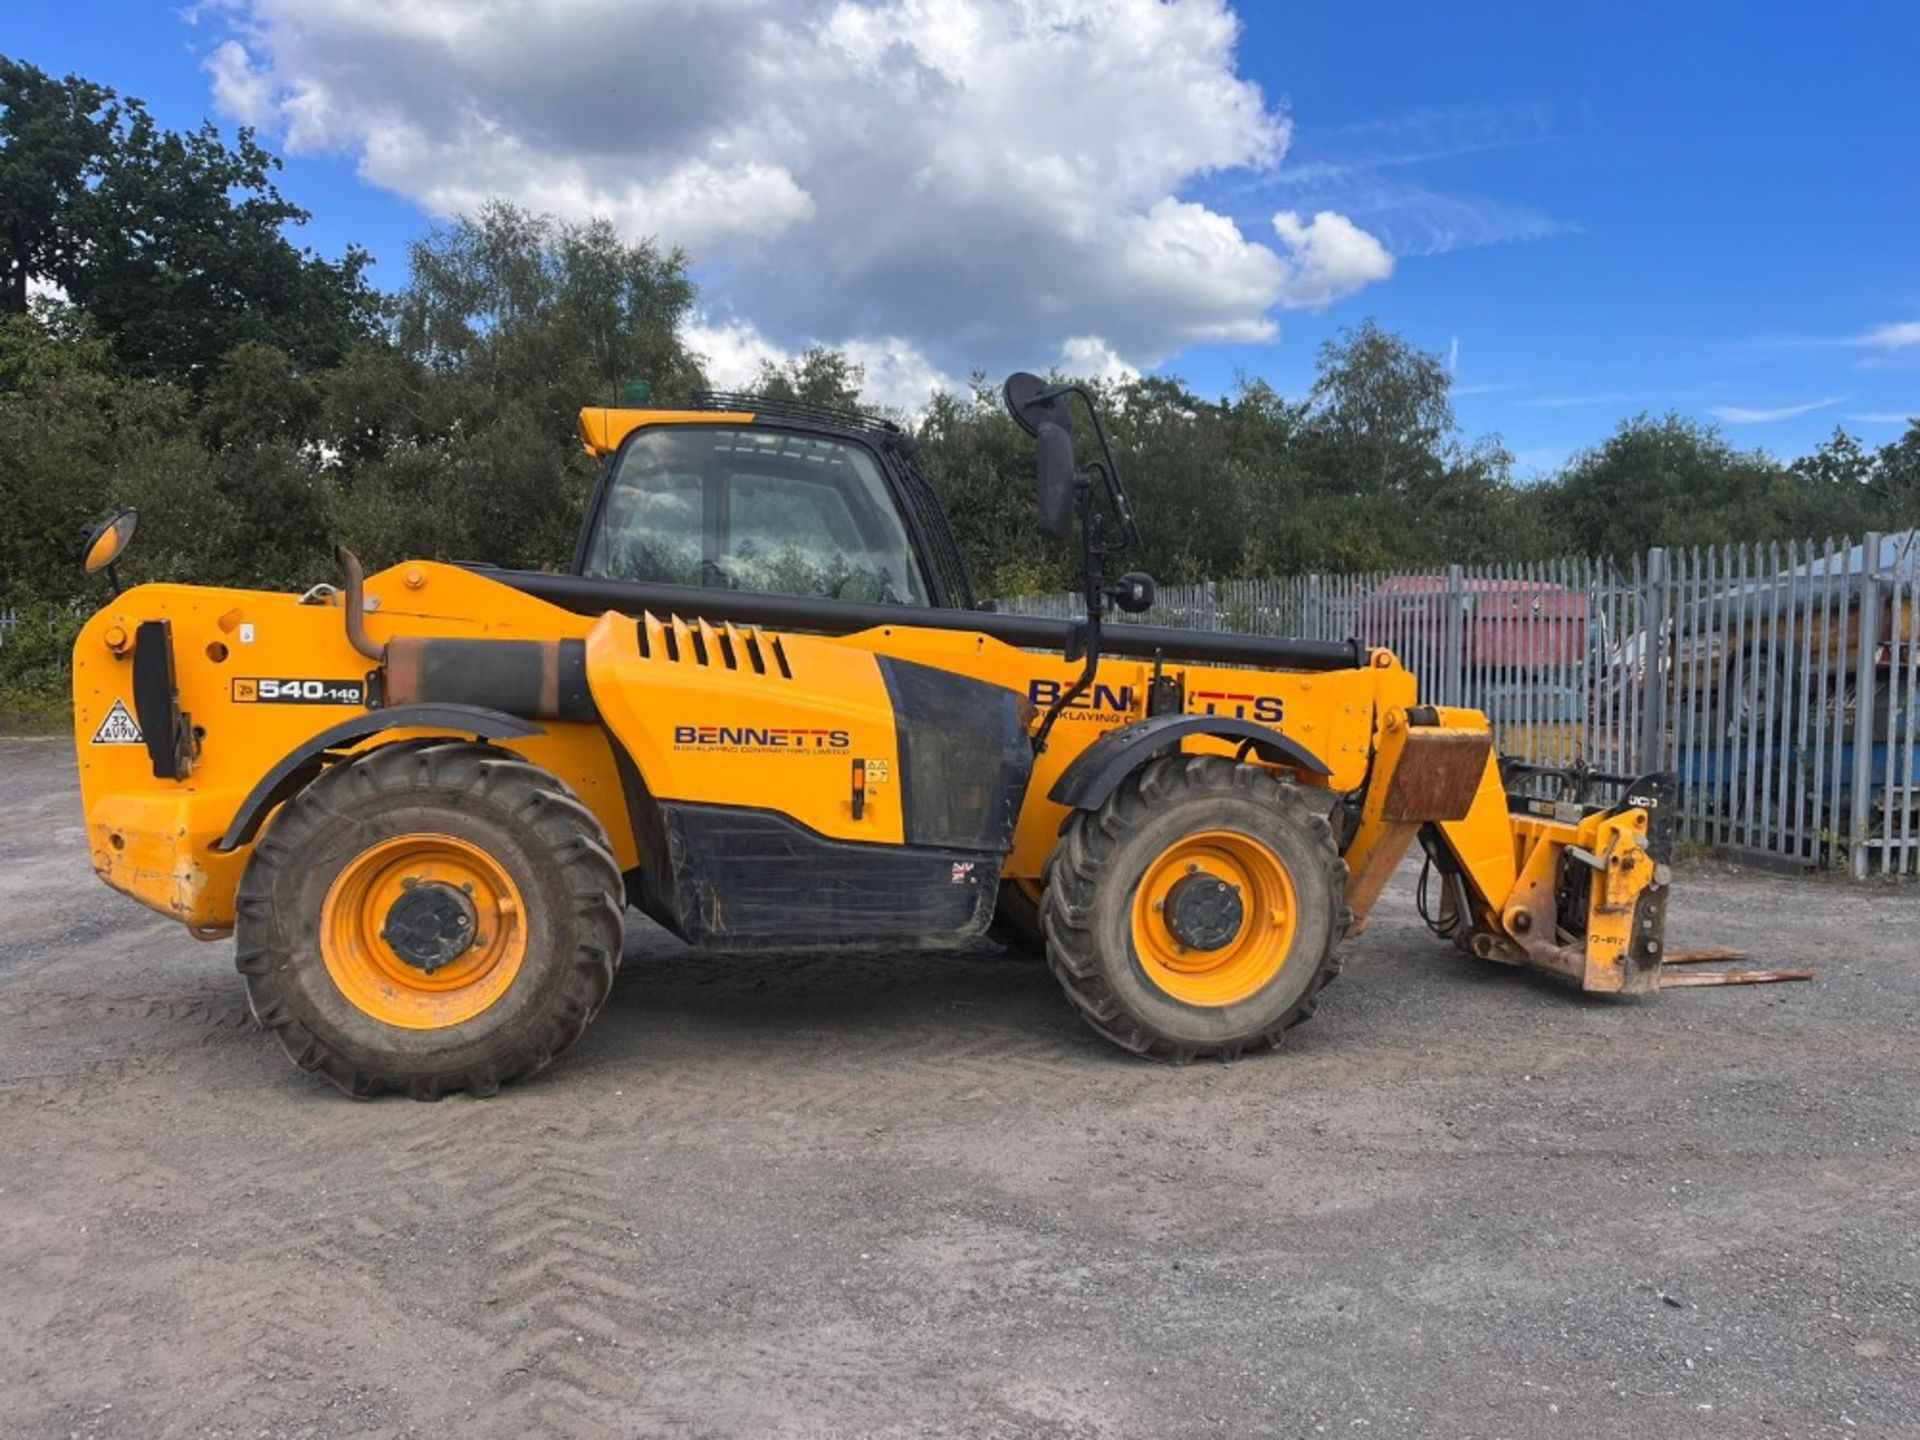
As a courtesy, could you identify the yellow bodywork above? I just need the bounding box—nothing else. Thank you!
[74,562,1417,929]
[73,409,1668,995]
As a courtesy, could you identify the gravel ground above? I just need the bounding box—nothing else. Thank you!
[3,733,1918,1439]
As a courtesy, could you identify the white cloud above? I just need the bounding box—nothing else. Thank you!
[839,337,959,412]
[207,40,274,125]
[1761,319,1920,353]
[1525,391,1640,409]
[1707,397,1842,424]
[680,314,955,412]
[25,276,69,305]
[1268,210,1394,309]
[681,315,791,391]
[1844,411,1916,425]
[1246,103,1576,257]
[1850,321,1920,352]
[201,0,1394,380]
[1059,336,1140,384]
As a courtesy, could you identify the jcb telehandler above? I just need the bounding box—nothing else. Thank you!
[72,378,1694,1098]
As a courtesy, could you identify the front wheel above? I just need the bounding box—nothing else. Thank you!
[1042,755,1347,1061]
[234,740,625,1098]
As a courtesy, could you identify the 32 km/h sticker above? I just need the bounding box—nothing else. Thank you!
[232,677,365,705]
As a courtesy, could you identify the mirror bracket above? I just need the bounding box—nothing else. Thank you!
[1003,373,1156,754]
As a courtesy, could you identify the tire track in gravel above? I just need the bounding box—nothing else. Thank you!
[252,1097,703,1436]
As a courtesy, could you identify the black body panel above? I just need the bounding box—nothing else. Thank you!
[132,619,191,781]
[383,637,595,721]
[648,802,1001,951]
[876,656,1034,851]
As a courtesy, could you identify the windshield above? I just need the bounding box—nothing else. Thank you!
[582,425,929,606]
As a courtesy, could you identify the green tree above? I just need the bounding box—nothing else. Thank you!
[750,346,866,411]
[321,202,710,573]
[914,374,1070,598]
[1785,428,1881,539]
[0,55,378,377]
[0,57,116,316]
[1870,420,1920,523]
[396,202,703,434]
[1304,319,1454,503]
[1535,413,1793,556]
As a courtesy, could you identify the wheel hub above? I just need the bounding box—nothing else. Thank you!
[381,881,479,975]
[1163,872,1244,951]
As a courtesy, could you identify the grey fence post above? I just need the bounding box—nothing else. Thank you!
[1639,547,1671,774]
[1442,563,1466,708]
[1849,533,1884,879]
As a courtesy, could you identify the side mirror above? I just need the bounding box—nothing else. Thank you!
[1034,422,1076,541]
[81,508,138,591]
[1004,372,1078,543]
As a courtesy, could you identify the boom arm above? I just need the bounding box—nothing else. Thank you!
[1343,704,1674,996]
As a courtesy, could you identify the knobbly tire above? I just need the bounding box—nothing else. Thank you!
[234,740,625,1099]
[1041,754,1348,1061]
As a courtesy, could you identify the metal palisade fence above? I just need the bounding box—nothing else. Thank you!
[999,529,1920,878]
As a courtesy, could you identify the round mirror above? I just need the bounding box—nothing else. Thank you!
[1003,371,1068,437]
[81,508,138,576]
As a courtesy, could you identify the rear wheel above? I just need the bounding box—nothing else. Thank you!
[235,740,625,1098]
[1042,754,1347,1060]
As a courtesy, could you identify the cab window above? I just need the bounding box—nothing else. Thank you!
[582,426,928,606]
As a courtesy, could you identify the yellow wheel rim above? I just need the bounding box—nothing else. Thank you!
[320,833,527,1029]
[1130,829,1298,1006]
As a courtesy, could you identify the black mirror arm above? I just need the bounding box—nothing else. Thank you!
[1032,479,1106,755]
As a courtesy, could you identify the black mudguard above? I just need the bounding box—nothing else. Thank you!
[214,703,544,852]
[1049,713,1330,810]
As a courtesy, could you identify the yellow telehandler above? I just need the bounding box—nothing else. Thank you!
[70,377,1734,1097]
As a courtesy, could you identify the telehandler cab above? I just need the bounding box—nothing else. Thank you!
[72,379,1720,1098]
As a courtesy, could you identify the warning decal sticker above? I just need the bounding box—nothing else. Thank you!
[91,698,144,746]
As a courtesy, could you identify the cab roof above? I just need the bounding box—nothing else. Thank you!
[576,406,754,459]
[578,391,909,460]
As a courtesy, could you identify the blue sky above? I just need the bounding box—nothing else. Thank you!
[8,1,1918,474]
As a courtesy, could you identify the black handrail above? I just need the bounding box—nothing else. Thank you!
[471,567,1368,674]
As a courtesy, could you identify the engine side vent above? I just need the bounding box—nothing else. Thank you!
[635,613,791,678]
